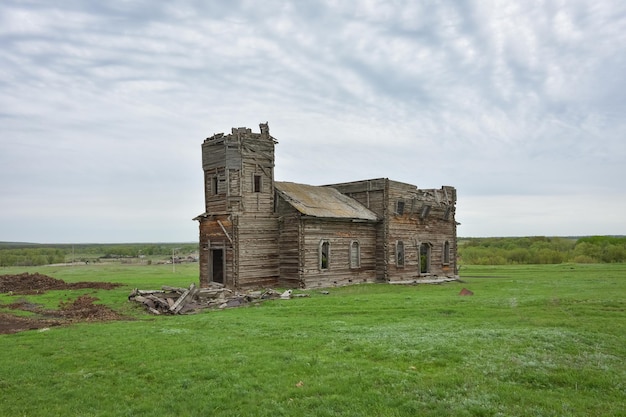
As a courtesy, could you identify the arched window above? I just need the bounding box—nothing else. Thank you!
[319,240,330,270]
[350,241,360,268]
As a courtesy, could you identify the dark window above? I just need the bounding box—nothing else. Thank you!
[443,241,450,264]
[396,200,405,215]
[212,176,219,195]
[350,241,360,268]
[420,243,430,273]
[253,174,262,193]
[320,240,330,270]
[396,241,405,267]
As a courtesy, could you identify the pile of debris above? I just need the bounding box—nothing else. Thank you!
[128,283,302,315]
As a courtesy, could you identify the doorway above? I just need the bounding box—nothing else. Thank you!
[211,249,224,284]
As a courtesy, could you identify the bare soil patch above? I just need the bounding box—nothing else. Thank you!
[0,272,121,295]
[0,273,125,334]
[0,312,58,334]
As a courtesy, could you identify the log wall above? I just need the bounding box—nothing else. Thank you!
[234,214,280,289]
[385,181,457,281]
[323,179,388,281]
[276,195,378,288]
[299,218,378,288]
[326,179,458,282]
[277,211,303,288]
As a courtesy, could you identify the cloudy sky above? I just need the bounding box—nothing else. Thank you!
[1,1,625,243]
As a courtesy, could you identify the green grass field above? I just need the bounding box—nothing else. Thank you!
[1,263,624,416]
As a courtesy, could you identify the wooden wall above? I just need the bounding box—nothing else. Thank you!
[233,127,279,288]
[385,181,457,281]
[324,179,388,281]
[201,127,276,216]
[300,218,378,288]
[198,215,234,288]
[234,214,280,289]
[277,211,303,288]
[328,179,458,282]
[276,195,378,288]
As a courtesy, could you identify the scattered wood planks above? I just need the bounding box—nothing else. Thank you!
[128,283,294,314]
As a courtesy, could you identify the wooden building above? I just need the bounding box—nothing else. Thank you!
[194,124,458,290]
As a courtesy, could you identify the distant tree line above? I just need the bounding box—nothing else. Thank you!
[89,243,198,259]
[2,237,624,267]
[458,236,626,265]
[0,247,66,267]
[0,243,198,267]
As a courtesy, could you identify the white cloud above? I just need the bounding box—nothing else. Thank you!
[1,0,624,242]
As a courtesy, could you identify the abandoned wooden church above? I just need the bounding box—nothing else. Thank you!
[194,123,459,290]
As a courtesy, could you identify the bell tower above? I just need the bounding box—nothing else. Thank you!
[195,123,279,289]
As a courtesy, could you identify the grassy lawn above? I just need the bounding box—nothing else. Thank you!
[1,263,624,416]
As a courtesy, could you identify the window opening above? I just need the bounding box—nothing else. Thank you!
[350,241,360,268]
[396,241,405,267]
[212,176,219,195]
[396,200,405,215]
[420,243,431,273]
[253,174,262,193]
[320,240,330,270]
[443,241,450,265]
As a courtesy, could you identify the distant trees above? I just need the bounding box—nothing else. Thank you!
[458,236,626,265]
[1,238,624,267]
[572,236,626,263]
[0,247,66,267]
[0,243,199,267]
[97,244,198,259]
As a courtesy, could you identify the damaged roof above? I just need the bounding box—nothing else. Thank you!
[275,181,378,221]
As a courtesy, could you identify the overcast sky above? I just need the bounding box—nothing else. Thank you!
[1,1,625,243]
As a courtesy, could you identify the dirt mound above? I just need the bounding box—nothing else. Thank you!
[0,272,121,295]
[57,295,124,322]
[1,295,126,334]
[0,273,126,334]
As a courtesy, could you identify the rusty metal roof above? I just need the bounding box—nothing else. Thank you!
[275,181,378,221]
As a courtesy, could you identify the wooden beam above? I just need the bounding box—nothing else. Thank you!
[217,220,233,244]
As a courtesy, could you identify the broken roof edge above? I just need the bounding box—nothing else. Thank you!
[321,177,389,191]
[285,177,449,190]
[322,178,422,193]
[203,123,278,145]
[193,212,230,221]
[323,178,421,189]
